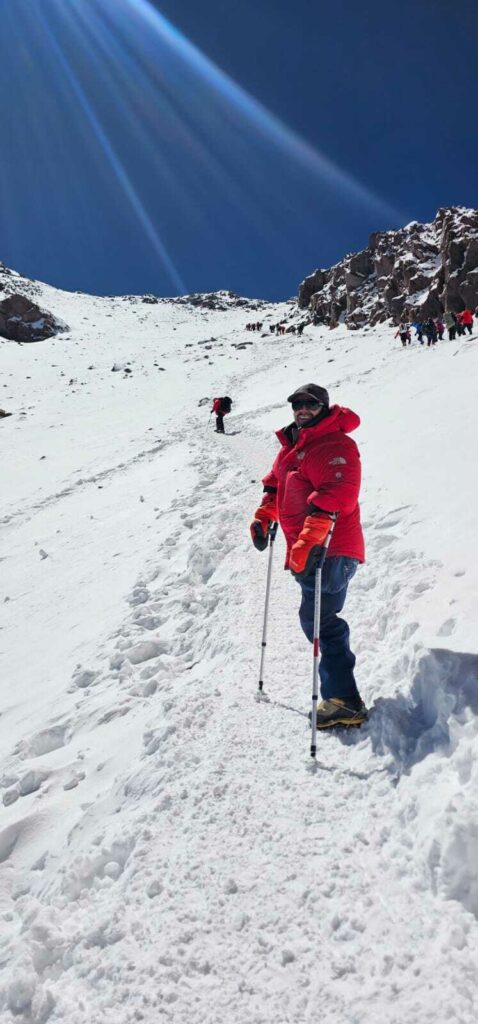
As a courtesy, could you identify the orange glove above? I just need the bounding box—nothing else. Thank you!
[250,492,278,551]
[289,512,336,578]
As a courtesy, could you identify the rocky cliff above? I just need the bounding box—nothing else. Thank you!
[298,207,478,327]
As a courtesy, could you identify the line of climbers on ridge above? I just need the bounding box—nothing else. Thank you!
[246,320,306,335]
[394,307,476,347]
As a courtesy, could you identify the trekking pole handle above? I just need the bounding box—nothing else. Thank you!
[269,522,278,543]
[315,512,337,570]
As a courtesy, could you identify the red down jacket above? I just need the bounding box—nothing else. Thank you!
[262,405,365,566]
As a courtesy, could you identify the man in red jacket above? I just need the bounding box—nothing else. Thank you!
[250,383,366,728]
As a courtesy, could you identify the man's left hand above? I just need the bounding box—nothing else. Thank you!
[289,512,336,579]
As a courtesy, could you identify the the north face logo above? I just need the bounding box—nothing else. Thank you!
[329,456,346,465]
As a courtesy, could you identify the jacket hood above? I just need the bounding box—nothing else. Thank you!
[277,405,361,447]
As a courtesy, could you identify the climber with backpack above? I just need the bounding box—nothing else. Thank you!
[212,396,233,433]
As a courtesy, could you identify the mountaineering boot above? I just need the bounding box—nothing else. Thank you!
[314,697,368,729]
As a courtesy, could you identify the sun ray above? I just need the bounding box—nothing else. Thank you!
[120,0,403,224]
[0,0,405,296]
[62,0,313,275]
[39,0,187,293]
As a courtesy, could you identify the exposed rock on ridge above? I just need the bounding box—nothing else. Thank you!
[298,207,478,327]
[0,294,68,343]
[172,290,266,312]
[0,264,68,342]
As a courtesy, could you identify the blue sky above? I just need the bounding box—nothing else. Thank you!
[0,0,476,299]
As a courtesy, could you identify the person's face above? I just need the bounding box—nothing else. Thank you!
[291,398,324,427]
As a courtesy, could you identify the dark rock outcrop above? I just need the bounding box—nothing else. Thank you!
[298,207,478,326]
[0,293,68,342]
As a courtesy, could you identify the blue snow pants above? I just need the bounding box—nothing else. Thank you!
[295,555,360,703]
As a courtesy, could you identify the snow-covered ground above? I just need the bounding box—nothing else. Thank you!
[1,278,478,1023]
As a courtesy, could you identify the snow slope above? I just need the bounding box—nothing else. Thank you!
[1,280,478,1023]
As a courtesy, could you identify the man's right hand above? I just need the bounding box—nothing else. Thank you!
[250,494,277,551]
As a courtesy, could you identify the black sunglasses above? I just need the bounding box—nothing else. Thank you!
[291,399,323,411]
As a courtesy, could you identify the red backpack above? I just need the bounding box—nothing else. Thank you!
[212,396,232,414]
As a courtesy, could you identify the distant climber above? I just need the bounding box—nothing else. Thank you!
[212,396,232,434]
[444,311,457,340]
[456,313,465,337]
[460,308,474,336]
[424,318,438,347]
[412,320,424,344]
[435,317,445,341]
[395,323,411,347]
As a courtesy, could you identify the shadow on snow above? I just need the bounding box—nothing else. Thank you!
[338,648,478,779]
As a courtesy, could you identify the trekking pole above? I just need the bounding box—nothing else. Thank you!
[310,516,337,759]
[205,410,213,434]
[258,522,279,695]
